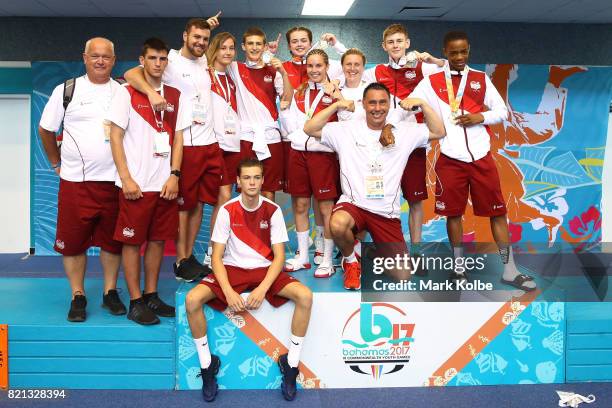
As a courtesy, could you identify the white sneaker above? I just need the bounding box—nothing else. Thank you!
[313,250,324,265]
[284,257,311,272]
[314,263,335,278]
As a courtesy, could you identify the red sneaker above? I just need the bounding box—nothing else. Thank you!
[342,259,361,290]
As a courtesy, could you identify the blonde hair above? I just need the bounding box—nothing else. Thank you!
[382,24,409,41]
[341,48,366,65]
[296,49,330,96]
[206,32,237,68]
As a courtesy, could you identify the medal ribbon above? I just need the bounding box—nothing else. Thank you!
[444,64,469,115]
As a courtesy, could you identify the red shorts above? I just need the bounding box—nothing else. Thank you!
[285,149,339,200]
[114,192,179,245]
[179,144,224,210]
[221,150,241,186]
[434,153,507,217]
[282,140,291,193]
[240,140,284,192]
[199,265,299,311]
[55,180,122,256]
[332,202,407,251]
[401,147,428,203]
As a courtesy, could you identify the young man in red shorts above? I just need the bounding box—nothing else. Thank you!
[304,83,446,289]
[108,38,191,325]
[410,31,535,290]
[228,27,293,202]
[185,158,313,402]
[124,17,223,283]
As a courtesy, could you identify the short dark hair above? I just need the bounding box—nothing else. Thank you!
[363,82,391,100]
[141,37,169,57]
[443,31,469,47]
[285,26,313,44]
[237,157,264,176]
[185,18,211,34]
[243,27,267,44]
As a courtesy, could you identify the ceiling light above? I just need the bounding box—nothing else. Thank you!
[301,0,355,16]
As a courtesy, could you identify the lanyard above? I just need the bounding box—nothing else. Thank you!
[304,85,326,119]
[214,71,232,104]
[151,85,165,131]
[444,65,469,114]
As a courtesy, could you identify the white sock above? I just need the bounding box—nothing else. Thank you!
[287,334,304,368]
[322,239,334,266]
[194,335,212,369]
[344,251,357,263]
[296,230,310,262]
[315,226,324,249]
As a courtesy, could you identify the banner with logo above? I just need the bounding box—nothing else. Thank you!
[31,63,612,254]
[176,287,564,389]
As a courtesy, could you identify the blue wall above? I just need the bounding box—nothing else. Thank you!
[0,17,611,65]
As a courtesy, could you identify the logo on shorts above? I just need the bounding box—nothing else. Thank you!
[122,227,135,238]
[259,220,269,229]
[263,75,274,83]
[55,239,65,250]
[414,191,424,196]
[470,81,481,91]
[322,96,333,104]
[493,204,504,210]
[404,71,417,80]
[435,201,446,210]
[203,275,215,283]
[319,188,331,193]
[177,197,185,206]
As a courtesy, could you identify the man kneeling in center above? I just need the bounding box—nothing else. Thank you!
[185,158,313,402]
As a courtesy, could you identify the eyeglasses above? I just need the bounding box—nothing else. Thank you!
[85,54,114,62]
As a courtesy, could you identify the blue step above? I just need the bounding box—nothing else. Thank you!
[0,277,178,389]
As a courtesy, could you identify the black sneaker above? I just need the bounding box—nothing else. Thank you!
[188,254,212,278]
[144,292,175,317]
[175,255,203,282]
[67,295,87,322]
[197,355,220,402]
[278,353,299,401]
[127,298,160,325]
[102,289,127,315]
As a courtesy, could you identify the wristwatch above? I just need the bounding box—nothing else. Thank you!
[170,169,181,178]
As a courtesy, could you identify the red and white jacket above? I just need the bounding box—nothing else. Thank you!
[209,69,240,152]
[410,66,508,163]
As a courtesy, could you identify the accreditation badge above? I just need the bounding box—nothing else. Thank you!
[154,131,171,156]
[224,108,237,135]
[365,175,384,199]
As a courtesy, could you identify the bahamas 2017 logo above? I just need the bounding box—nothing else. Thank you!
[341,303,415,379]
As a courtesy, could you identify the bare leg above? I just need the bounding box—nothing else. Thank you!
[144,240,164,294]
[446,216,463,247]
[186,284,218,339]
[292,197,311,233]
[100,249,121,294]
[122,244,142,300]
[329,210,356,256]
[63,253,87,298]
[262,191,275,201]
[277,282,313,337]
[176,204,204,263]
[408,201,423,245]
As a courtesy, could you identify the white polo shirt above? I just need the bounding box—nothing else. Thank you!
[321,119,429,219]
[40,75,123,182]
[163,49,216,147]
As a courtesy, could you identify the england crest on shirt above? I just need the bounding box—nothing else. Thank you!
[470,81,481,91]
[264,75,274,83]
[405,71,417,80]
[260,220,269,229]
